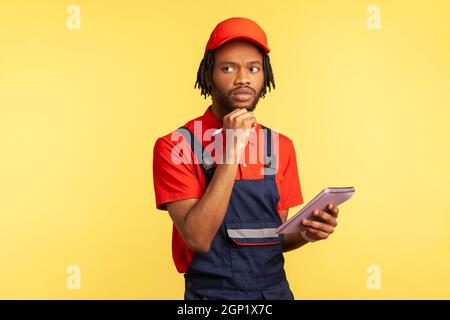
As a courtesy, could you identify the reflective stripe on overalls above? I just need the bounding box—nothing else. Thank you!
[176,126,294,300]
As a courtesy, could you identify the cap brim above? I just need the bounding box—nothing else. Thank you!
[207,34,270,54]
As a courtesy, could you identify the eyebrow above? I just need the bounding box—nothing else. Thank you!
[218,60,262,66]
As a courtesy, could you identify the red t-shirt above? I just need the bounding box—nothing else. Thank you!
[153,106,304,273]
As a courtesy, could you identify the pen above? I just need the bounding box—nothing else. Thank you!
[213,128,223,135]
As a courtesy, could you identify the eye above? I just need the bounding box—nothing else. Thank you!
[222,66,235,73]
[249,66,260,73]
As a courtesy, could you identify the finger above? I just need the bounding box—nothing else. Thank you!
[227,109,248,122]
[244,119,257,132]
[226,108,247,121]
[302,218,335,234]
[228,107,247,115]
[235,114,256,129]
[313,210,337,227]
[234,111,254,121]
[305,227,329,240]
[327,203,339,218]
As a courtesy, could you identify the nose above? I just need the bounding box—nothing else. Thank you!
[234,68,251,86]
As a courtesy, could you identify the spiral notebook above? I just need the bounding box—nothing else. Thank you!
[275,187,355,234]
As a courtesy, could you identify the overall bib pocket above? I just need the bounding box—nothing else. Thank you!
[225,221,284,277]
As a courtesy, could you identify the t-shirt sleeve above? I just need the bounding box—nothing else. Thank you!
[279,140,304,210]
[153,137,203,211]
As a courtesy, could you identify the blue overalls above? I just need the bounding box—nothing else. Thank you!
[177,125,294,300]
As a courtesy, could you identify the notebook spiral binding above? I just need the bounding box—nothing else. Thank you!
[328,187,355,193]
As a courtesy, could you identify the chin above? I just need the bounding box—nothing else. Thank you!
[232,102,254,110]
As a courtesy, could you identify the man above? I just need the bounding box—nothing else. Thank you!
[153,17,340,300]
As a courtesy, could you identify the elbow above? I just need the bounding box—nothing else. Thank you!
[186,238,211,254]
[194,245,211,254]
[183,221,212,253]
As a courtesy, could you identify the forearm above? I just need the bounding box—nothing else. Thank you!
[179,109,256,252]
[283,232,309,252]
[183,162,238,252]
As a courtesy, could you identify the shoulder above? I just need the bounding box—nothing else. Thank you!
[154,114,203,150]
[277,131,295,152]
[259,125,298,178]
[259,124,296,154]
[154,114,204,149]
[153,133,176,160]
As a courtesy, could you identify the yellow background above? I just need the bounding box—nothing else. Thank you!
[1,0,449,299]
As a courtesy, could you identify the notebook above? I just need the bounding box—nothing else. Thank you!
[275,187,355,234]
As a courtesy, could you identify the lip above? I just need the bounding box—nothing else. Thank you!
[233,94,252,101]
[232,87,254,101]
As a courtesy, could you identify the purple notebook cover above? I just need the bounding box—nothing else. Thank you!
[276,187,355,234]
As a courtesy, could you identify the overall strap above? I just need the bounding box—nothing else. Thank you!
[176,126,215,185]
[261,125,277,177]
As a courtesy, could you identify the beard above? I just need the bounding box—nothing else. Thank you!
[211,85,263,113]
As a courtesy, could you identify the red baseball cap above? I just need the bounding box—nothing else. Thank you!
[204,17,270,55]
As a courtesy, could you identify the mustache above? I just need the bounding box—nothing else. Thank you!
[230,86,255,95]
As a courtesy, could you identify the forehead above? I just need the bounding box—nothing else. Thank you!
[214,39,263,63]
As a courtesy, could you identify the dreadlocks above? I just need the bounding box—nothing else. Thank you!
[194,47,275,99]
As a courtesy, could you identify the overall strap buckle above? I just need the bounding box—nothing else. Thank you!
[261,125,276,177]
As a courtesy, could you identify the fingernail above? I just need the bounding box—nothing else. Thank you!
[314,210,319,215]
[328,204,332,209]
